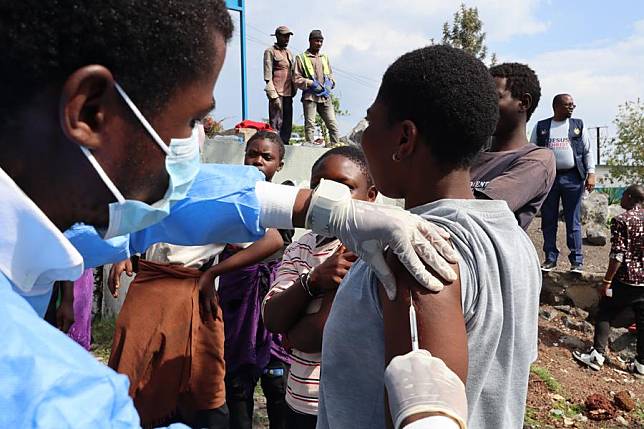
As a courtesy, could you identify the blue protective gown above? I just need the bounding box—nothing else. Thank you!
[0,166,143,428]
[68,163,265,268]
[0,163,266,428]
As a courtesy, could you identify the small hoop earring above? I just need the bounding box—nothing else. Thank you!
[392,153,401,162]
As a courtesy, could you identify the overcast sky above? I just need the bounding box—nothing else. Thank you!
[214,0,644,157]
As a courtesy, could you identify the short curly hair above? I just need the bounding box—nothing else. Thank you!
[377,45,498,169]
[246,130,286,161]
[489,63,541,121]
[625,184,644,204]
[312,145,374,187]
[0,0,233,124]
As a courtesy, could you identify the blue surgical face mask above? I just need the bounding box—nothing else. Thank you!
[80,82,203,239]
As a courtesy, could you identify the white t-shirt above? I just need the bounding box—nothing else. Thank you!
[145,243,225,269]
[529,119,595,173]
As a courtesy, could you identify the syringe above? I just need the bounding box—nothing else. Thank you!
[409,290,419,352]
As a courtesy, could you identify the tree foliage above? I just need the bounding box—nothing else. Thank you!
[605,99,644,185]
[441,3,495,64]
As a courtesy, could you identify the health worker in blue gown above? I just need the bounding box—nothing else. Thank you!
[0,2,459,428]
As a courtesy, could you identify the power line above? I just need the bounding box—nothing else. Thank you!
[334,69,378,88]
[245,23,379,90]
[333,66,379,84]
[333,70,378,89]
[247,22,271,37]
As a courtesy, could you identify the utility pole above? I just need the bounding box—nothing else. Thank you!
[588,126,608,165]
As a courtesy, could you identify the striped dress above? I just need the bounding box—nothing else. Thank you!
[262,232,341,415]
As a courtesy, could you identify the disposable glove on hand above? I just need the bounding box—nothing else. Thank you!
[385,350,467,429]
[323,76,334,92]
[306,179,458,299]
[310,79,323,92]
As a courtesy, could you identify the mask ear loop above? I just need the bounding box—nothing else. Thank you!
[409,290,419,352]
[79,146,126,204]
[113,82,171,156]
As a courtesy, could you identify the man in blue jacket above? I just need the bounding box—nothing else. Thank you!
[530,94,596,273]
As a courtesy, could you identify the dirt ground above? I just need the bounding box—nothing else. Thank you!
[526,218,610,274]
[528,304,644,428]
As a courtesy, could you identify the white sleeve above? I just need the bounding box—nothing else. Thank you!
[529,124,538,144]
[581,128,595,173]
[255,181,300,229]
[403,416,462,429]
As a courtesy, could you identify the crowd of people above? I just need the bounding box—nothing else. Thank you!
[0,2,642,429]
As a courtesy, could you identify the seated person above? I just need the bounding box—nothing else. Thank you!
[316,45,542,429]
[262,146,378,429]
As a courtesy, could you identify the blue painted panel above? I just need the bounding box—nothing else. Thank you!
[226,0,247,119]
[226,0,243,11]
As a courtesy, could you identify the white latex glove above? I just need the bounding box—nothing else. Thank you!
[385,350,467,429]
[306,179,459,299]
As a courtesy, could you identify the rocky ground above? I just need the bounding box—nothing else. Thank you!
[528,303,643,428]
[525,218,643,428]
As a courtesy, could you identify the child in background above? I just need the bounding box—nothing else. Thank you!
[215,131,291,429]
[262,146,378,429]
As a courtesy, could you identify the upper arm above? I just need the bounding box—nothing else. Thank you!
[294,57,302,74]
[582,127,592,149]
[262,241,302,313]
[381,251,467,383]
[294,57,306,81]
[214,229,283,277]
[263,50,272,68]
[610,218,627,254]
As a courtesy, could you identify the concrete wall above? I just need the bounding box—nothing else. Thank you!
[202,136,329,188]
[202,137,403,207]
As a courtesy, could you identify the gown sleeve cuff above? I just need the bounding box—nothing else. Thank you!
[256,181,299,229]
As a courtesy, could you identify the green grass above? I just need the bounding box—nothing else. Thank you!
[524,406,540,427]
[531,365,562,393]
[552,400,585,420]
[635,402,644,421]
[527,367,587,426]
[91,317,115,362]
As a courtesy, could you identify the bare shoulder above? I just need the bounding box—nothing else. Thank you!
[381,249,467,381]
